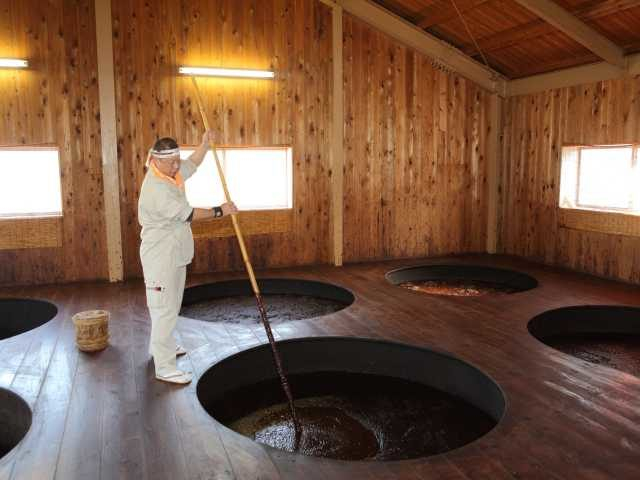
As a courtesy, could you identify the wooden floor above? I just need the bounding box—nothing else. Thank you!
[0,254,639,479]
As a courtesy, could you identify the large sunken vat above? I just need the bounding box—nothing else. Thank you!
[181,279,354,325]
[386,264,538,297]
[0,388,32,459]
[528,305,640,377]
[197,337,505,461]
[0,298,57,340]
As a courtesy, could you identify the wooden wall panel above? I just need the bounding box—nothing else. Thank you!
[1,0,497,285]
[0,0,108,285]
[499,76,640,284]
[112,0,333,278]
[343,14,492,262]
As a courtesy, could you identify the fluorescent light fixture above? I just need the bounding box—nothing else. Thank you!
[179,66,274,79]
[0,58,28,69]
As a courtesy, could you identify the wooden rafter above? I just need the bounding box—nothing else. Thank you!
[461,0,640,56]
[513,0,626,68]
[511,51,602,79]
[414,0,490,29]
[373,0,417,20]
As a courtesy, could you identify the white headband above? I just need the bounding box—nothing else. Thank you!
[150,147,180,158]
[145,147,180,167]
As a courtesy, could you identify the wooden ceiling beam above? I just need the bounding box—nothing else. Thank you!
[332,0,506,93]
[512,0,626,68]
[461,0,640,56]
[507,52,640,96]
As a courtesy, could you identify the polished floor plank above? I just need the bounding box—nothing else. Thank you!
[99,285,146,480]
[0,255,640,479]
[54,284,116,480]
[10,288,81,480]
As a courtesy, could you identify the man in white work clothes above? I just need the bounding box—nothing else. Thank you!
[138,132,237,384]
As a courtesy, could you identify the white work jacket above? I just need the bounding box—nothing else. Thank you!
[138,159,198,280]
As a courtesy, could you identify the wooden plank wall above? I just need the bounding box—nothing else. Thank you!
[343,14,492,262]
[112,0,333,279]
[499,76,640,283]
[1,0,496,285]
[0,0,108,285]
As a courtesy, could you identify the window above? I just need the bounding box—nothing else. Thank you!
[180,146,293,210]
[559,145,640,214]
[0,147,63,218]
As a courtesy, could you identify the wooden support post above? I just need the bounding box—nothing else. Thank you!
[95,0,123,282]
[486,93,501,254]
[331,3,344,266]
[318,0,345,266]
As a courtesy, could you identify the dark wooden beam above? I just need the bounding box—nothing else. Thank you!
[624,39,640,53]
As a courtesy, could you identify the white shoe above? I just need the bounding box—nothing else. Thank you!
[155,369,192,384]
[176,345,187,357]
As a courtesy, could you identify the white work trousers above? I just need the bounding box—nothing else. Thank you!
[145,265,186,376]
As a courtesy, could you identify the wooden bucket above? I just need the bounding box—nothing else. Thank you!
[72,310,109,352]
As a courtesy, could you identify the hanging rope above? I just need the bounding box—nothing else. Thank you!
[450,0,491,70]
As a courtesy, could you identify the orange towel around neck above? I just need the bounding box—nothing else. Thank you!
[150,161,185,189]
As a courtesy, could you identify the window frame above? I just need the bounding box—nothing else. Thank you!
[560,143,640,216]
[180,144,294,212]
[0,144,64,220]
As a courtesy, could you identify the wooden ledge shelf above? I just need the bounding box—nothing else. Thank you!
[0,216,63,250]
[191,209,293,239]
[558,208,640,238]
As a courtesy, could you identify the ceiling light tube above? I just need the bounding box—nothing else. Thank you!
[179,66,274,79]
[0,58,28,69]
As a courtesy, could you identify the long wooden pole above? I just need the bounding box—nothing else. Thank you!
[190,77,260,295]
[189,76,301,437]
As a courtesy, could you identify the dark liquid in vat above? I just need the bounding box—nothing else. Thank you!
[209,372,496,461]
